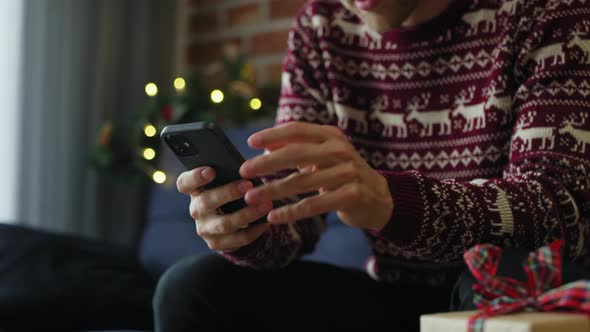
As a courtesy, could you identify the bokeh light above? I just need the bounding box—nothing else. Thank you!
[143,148,156,160]
[174,77,186,91]
[144,124,157,137]
[152,171,167,184]
[210,89,224,103]
[145,83,158,97]
[249,98,262,111]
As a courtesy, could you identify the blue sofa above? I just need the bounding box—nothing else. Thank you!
[139,125,372,277]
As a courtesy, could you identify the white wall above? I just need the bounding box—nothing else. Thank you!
[0,1,24,222]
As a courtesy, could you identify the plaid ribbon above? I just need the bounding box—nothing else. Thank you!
[464,240,590,332]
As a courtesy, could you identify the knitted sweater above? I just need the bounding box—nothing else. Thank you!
[223,0,590,285]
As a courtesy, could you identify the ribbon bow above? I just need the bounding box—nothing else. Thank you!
[464,240,590,332]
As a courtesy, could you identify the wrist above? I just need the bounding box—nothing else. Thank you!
[371,172,395,231]
[370,170,424,246]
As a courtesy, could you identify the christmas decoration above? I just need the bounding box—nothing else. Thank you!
[421,241,590,332]
[89,44,279,184]
[464,240,590,332]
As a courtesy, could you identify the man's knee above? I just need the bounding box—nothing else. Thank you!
[153,254,232,310]
[153,253,275,330]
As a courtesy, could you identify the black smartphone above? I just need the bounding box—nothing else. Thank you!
[161,122,265,224]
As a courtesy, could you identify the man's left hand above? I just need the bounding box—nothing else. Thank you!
[240,122,394,231]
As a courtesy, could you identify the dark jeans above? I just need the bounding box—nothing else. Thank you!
[154,250,590,331]
[153,254,452,331]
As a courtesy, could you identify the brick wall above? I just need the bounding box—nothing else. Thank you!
[183,0,307,85]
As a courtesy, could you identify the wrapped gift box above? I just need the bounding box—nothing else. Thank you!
[421,311,590,332]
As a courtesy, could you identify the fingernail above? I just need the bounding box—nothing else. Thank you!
[201,168,214,180]
[238,181,253,194]
[245,189,259,203]
[257,202,273,214]
[239,162,251,176]
[267,210,280,223]
[248,134,261,147]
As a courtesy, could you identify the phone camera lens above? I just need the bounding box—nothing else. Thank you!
[165,134,199,157]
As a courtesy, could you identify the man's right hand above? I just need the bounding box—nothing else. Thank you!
[177,167,272,253]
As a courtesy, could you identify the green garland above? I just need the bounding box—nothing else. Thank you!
[89,51,280,184]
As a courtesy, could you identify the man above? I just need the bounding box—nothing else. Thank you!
[154,0,590,330]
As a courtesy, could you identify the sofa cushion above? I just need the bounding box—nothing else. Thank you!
[304,214,371,270]
[0,223,154,331]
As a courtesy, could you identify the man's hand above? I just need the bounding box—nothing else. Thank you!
[240,122,394,231]
[177,167,272,252]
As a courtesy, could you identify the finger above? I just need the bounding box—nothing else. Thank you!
[191,180,253,217]
[197,202,273,237]
[206,223,271,252]
[240,143,323,178]
[299,165,316,174]
[248,122,344,149]
[242,138,358,179]
[244,162,359,204]
[266,182,363,224]
[177,167,216,194]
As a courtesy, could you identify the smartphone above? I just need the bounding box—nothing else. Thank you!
[161,122,265,225]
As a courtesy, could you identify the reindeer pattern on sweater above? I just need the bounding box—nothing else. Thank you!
[223,0,590,286]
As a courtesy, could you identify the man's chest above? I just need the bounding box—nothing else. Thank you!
[316,34,517,179]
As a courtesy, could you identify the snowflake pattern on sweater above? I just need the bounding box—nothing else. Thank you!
[223,0,590,286]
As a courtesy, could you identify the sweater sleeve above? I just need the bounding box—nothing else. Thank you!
[370,1,590,265]
[220,3,331,269]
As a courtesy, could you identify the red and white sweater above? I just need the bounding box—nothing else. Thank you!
[223,0,590,285]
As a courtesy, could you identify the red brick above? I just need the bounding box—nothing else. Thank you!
[188,11,218,34]
[251,28,290,55]
[186,42,221,67]
[186,38,242,67]
[227,3,262,28]
[188,0,219,7]
[269,0,307,19]
[267,62,285,83]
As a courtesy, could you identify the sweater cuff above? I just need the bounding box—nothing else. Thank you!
[218,232,269,269]
[372,171,425,246]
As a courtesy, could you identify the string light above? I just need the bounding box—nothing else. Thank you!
[153,171,167,184]
[143,148,156,160]
[145,83,158,97]
[210,89,224,103]
[144,124,157,137]
[174,77,186,91]
[249,98,262,111]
